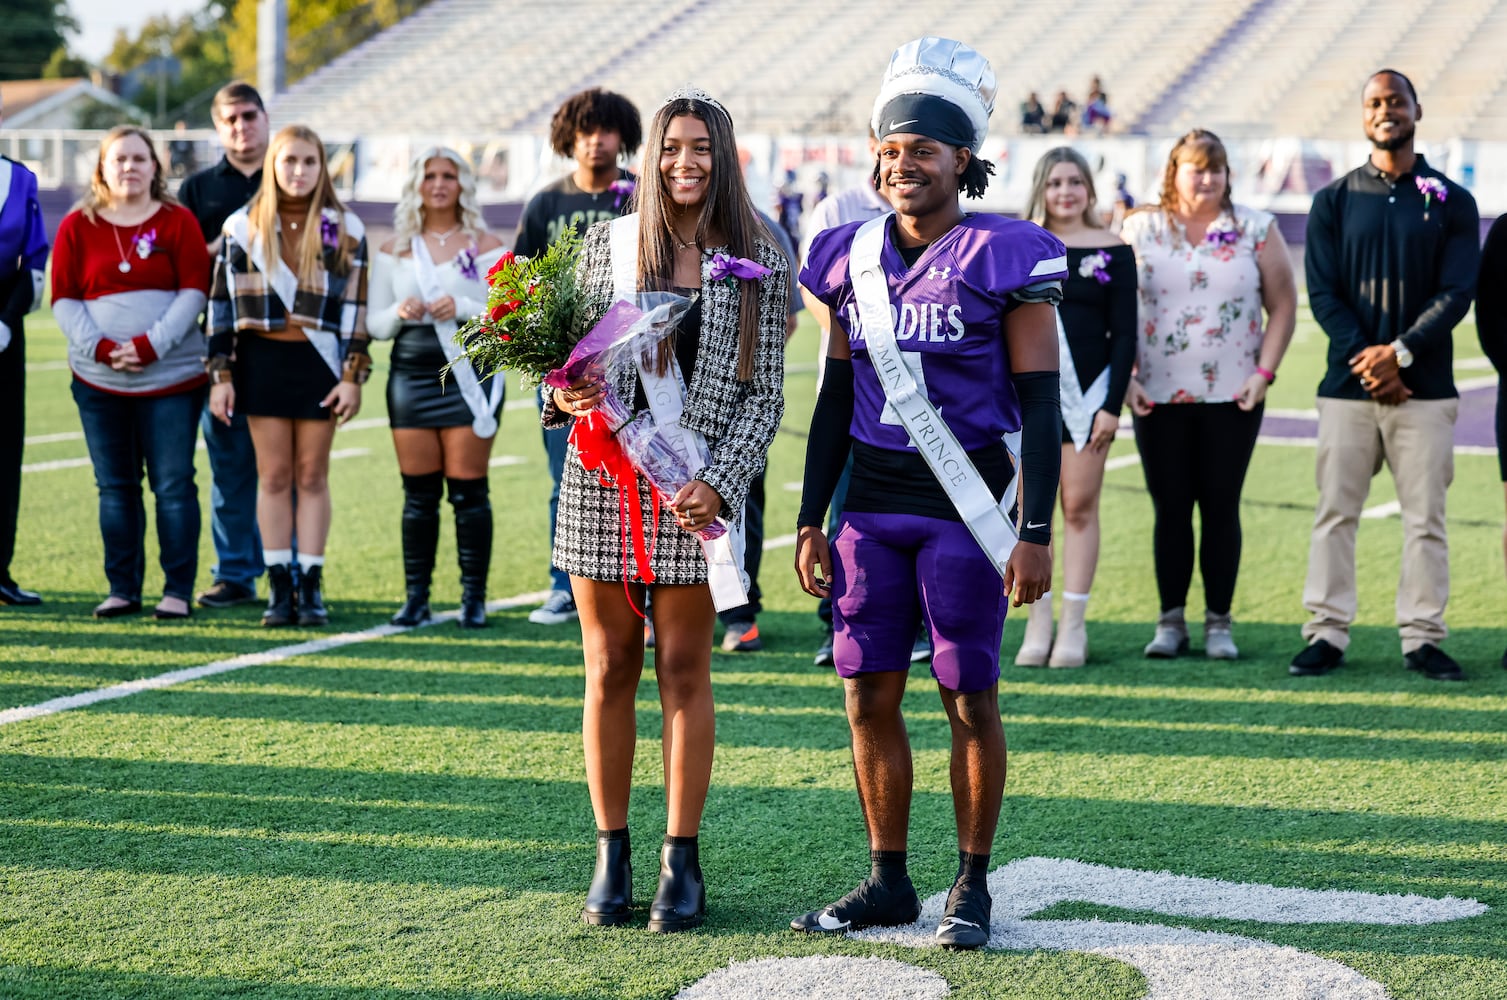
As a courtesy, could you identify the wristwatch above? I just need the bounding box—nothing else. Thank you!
[1389,340,1414,368]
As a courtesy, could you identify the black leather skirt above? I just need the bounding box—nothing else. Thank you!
[386,324,504,429]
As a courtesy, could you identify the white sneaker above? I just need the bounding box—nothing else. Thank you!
[528,589,578,625]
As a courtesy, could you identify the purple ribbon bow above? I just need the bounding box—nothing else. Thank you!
[320,212,339,249]
[1204,227,1239,246]
[708,253,771,283]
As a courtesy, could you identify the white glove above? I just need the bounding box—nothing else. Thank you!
[0,321,11,353]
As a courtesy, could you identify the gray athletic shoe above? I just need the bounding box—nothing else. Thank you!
[1205,612,1238,660]
[1144,607,1189,658]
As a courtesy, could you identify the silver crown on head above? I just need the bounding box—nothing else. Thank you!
[872,37,996,153]
[659,85,730,119]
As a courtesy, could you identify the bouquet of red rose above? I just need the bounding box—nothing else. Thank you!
[449,225,583,387]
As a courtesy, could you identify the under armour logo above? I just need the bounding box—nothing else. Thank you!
[926,266,952,280]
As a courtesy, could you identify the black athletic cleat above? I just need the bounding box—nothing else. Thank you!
[791,876,921,934]
[935,880,991,950]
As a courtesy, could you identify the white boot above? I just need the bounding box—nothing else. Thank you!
[1144,606,1189,658]
[1205,611,1238,660]
[1014,593,1054,666]
[1049,593,1089,668]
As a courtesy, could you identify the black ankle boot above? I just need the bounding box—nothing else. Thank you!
[449,477,491,628]
[262,564,296,627]
[391,472,442,627]
[648,836,705,933]
[582,829,632,926]
[297,564,328,626]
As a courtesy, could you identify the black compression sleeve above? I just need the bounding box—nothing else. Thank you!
[797,357,854,529]
[1014,370,1061,545]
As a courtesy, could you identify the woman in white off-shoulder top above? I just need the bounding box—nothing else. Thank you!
[368,147,506,628]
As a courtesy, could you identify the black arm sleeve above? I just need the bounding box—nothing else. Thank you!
[796,357,854,529]
[1014,370,1061,546]
[1478,214,1507,373]
[1104,250,1138,413]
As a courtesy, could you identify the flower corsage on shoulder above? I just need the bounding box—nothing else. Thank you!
[1416,176,1447,219]
[709,252,772,288]
[1203,221,1241,262]
[1078,249,1112,284]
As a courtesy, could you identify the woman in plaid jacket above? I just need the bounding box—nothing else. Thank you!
[546,88,788,934]
[207,125,369,628]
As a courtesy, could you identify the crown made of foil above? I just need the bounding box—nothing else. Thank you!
[659,85,730,120]
[872,37,996,153]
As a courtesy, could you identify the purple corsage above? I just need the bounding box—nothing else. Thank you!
[609,178,636,211]
[1416,176,1447,218]
[709,252,771,286]
[134,228,157,259]
[1204,226,1239,246]
[319,209,340,249]
[1078,249,1111,284]
[455,244,479,281]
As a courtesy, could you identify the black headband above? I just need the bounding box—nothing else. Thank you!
[876,94,975,148]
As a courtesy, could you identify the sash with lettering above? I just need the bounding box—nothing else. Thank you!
[410,236,504,438]
[1057,312,1109,452]
[224,208,358,381]
[609,214,748,611]
[848,214,1021,577]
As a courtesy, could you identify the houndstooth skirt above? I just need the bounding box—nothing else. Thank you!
[554,440,709,585]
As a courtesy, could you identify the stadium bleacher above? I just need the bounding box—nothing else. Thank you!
[267,0,1507,142]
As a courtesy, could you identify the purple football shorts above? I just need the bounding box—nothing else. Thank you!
[830,511,1009,693]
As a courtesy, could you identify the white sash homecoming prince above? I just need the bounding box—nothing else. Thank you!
[609,214,747,611]
[410,236,504,438]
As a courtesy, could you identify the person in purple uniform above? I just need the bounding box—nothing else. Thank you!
[0,90,50,608]
[791,37,1064,951]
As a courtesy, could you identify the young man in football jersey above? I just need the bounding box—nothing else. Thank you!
[791,38,1065,950]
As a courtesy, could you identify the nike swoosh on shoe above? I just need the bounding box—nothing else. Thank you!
[817,909,851,931]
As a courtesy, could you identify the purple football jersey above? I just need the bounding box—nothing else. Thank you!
[801,214,1067,453]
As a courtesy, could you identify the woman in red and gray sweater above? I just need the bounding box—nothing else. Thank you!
[52,125,211,619]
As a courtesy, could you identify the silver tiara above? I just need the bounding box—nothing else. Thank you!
[659,85,729,119]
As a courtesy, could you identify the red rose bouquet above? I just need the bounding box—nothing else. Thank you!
[449,225,583,387]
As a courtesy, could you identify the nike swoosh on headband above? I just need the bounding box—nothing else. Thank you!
[885,119,919,131]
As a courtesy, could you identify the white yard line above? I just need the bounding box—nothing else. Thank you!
[488,455,527,466]
[1361,500,1402,520]
[19,457,92,473]
[0,590,552,727]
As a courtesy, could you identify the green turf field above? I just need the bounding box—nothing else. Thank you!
[1,304,1504,999]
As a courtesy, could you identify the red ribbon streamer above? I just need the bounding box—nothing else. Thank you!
[570,409,658,617]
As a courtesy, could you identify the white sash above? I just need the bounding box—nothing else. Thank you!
[609,215,748,611]
[848,215,1019,578]
[1057,312,1109,452]
[225,210,341,380]
[410,237,503,438]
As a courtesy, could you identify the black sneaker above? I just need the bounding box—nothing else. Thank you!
[935,880,991,950]
[814,627,835,666]
[196,580,258,608]
[790,877,921,934]
[1404,643,1465,681]
[1289,639,1344,676]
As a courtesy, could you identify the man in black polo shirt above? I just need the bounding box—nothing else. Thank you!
[177,81,269,608]
[1292,69,1479,681]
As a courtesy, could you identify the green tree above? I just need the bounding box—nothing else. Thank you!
[227,0,427,88]
[0,0,79,81]
[102,1,235,125]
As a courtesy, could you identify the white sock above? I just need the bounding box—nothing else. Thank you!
[1063,591,1090,602]
[297,553,325,572]
[264,548,293,568]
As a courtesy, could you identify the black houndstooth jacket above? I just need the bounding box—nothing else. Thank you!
[543,218,788,521]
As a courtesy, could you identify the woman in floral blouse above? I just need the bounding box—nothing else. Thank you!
[1121,129,1296,660]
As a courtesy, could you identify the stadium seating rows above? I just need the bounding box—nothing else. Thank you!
[268,0,1507,140]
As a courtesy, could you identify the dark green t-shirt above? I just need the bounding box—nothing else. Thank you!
[512,169,633,257]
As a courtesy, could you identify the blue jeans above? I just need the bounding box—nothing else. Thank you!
[72,380,205,601]
[200,398,263,588]
[538,385,572,594]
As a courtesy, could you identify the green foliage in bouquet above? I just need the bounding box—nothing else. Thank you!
[450,225,584,387]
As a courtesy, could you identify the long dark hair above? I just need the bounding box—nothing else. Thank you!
[635,98,770,381]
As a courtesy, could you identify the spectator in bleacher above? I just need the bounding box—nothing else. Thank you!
[796,126,906,667]
[1013,147,1135,668]
[0,91,51,608]
[206,125,370,628]
[1122,129,1296,660]
[546,86,788,933]
[514,87,643,629]
[1020,92,1047,133]
[1292,70,1479,682]
[1081,84,1111,133]
[177,81,270,611]
[1049,91,1077,133]
[1477,213,1507,672]
[369,148,507,629]
[52,126,211,620]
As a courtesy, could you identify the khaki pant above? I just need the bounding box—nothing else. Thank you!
[1301,397,1457,654]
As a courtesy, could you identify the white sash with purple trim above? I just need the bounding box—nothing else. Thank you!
[848,214,1019,577]
[609,215,747,611]
[410,237,503,438]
